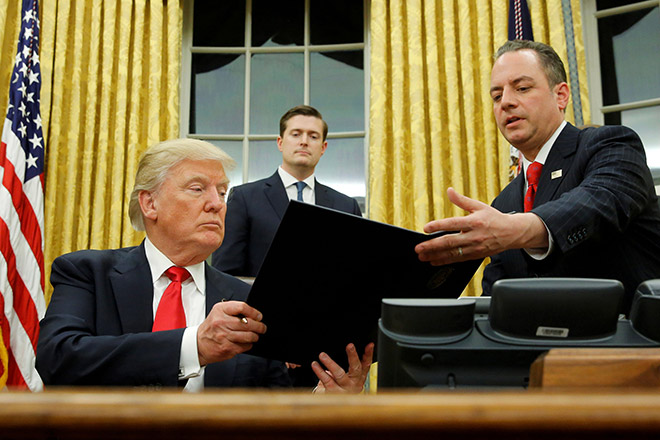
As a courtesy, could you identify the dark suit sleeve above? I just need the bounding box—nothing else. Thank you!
[37,255,184,387]
[533,126,654,254]
[213,186,250,274]
[351,198,362,217]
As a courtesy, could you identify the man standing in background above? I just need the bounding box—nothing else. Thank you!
[212,105,362,277]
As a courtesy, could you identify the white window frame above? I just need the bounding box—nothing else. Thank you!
[581,0,660,125]
[179,0,371,204]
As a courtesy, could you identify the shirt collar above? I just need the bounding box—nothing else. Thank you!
[278,166,315,191]
[144,237,206,294]
[522,120,567,174]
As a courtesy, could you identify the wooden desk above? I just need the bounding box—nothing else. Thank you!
[3,389,660,439]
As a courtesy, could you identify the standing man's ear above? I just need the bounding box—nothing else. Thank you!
[555,82,570,112]
[277,136,284,152]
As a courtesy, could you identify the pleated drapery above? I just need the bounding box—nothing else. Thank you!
[369,0,590,296]
[1,0,183,301]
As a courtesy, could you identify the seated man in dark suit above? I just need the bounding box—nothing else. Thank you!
[37,138,373,392]
[212,105,362,277]
[415,40,660,314]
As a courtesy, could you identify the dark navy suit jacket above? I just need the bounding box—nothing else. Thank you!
[37,244,291,388]
[482,123,660,313]
[212,171,362,276]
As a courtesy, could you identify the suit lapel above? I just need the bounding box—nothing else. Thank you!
[109,244,153,334]
[535,123,579,207]
[315,180,332,208]
[263,172,289,220]
[500,173,526,212]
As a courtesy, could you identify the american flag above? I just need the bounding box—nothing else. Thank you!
[508,0,534,41]
[507,0,534,179]
[0,0,46,391]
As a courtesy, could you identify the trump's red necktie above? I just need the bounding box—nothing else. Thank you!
[152,266,190,331]
[524,162,543,212]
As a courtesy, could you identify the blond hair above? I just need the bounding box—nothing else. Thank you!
[128,138,235,231]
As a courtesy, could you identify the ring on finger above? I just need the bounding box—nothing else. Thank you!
[457,247,463,257]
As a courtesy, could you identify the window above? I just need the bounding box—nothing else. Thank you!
[582,0,660,192]
[180,0,369,211]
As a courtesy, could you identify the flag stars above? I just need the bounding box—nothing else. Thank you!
[26,92,34,103]
[28,70,39,84]
[18,101,27,117]
[18,122,27,138]
[19,62,28,77]
[29,133,43,150]
[23,9,34,22]
[26,153,39,169]
[22,45,31,59]
[34,114,42,131]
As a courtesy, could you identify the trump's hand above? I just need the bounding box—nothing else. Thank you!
[196,300,266,366]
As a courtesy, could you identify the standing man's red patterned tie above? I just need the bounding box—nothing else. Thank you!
[524,162,543,212]
[152,266,190,331]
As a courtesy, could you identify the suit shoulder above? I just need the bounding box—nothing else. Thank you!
[54,247,136,268]
[578,124,642,146]
[51,247,140,283]
[230,174,278,193]
[317,182,362,214]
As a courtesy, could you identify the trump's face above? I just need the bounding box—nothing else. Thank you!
[141,159,229,265]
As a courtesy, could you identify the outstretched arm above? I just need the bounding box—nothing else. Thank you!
[415,188,548,266]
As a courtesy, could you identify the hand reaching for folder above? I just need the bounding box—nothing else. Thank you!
[311,342,374,394]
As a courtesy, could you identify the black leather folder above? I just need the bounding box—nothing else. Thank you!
[246,200,483,367]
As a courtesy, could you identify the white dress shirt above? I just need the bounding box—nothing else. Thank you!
[520,120,566,260]
[144,237,206,392]
[278,166,316,204]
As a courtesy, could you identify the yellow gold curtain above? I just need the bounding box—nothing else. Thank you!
[0,1,22,115]
[38,0,182,302]
[369,0,590,297]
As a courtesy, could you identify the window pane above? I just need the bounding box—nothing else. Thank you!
[207,140,244,189]
[191,54,245,134]
[598,6,660,106]
[605,106,660,186]
[250,53,304,134]
[247,140,282,182]
[252,0,303,47]
[311,51,364,132]
[193,0,245,47]
[596,0,645,10]
[310,0,363,44]
[315,137,365,211]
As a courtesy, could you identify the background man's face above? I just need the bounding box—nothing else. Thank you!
[277,115,327,172]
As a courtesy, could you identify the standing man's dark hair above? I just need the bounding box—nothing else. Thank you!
[279,105,329,142]
[494,40,568,88]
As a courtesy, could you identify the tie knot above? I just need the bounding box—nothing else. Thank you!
[165,266,190,283]
[526,162,543,186]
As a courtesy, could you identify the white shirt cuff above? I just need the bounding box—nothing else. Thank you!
[525,215,554,260]
[179,325,204,379]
